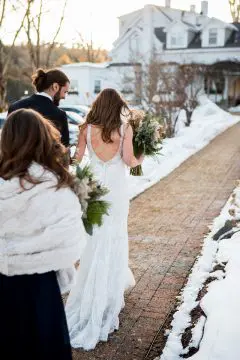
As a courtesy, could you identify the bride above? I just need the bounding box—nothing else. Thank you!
[65,88,144,350]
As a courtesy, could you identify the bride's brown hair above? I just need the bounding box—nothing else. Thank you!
[0,109,73,188]
[85,88,130,143]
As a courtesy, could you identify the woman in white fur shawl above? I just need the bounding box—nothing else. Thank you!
[0,109,86,360]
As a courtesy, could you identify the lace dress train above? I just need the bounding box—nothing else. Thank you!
[65,124,135,350]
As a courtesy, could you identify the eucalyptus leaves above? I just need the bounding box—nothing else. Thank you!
[72,164,110,235]
[129,110,165,176]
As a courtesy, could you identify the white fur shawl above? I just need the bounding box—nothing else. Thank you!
[0,163,86,293]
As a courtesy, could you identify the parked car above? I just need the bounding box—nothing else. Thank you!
[0,112,7,128]
[68,123,79,145]
[66,111,84,126]
[60,105,89,118]
[0,110,81,146]
[66,111,85,146]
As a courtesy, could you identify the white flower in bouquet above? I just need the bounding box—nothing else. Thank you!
[72,176,90,215]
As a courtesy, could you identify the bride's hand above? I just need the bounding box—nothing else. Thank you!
[137,153,144,163]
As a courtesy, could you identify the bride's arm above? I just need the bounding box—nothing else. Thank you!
[73,125,87,163]
[122,125,144,167]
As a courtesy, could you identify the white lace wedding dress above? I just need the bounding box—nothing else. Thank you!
[65,124,135,350]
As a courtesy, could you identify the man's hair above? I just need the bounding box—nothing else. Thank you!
[32,68,70,92]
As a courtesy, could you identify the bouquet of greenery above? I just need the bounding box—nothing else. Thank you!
[72,164,110,235]
[129,110,165,176]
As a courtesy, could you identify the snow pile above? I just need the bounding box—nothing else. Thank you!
[229,105,240,113]
[128,95,239,199]
[188,187,240,360]
[158,185,240,360]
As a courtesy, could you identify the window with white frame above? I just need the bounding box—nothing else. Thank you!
[170,33,184,47]
[208,28,218,45]
[94,80,101,94]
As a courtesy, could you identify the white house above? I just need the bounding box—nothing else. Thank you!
[61,61,141,105]
[60,62,108,106]
[110,0,240,64]
[62,1,240,106]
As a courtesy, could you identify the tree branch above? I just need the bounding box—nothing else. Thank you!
[229,0,240,22]
[45,0,67,67]
[3,0,33,77]
[0,0,6,28]
[25,1,37,69]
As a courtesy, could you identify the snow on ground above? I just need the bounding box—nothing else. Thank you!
[128,96,239,200]
[229,105,240,113]
[188,187,240,360]
[158,184,240,360]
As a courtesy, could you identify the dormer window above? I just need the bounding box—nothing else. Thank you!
[208,28,218,45]
[170,33,184,47]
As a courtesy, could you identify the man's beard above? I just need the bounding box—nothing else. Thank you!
[53,89,61,106]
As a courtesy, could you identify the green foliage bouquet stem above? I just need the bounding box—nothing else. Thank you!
[129,110,165,176]
[72,164,110,235]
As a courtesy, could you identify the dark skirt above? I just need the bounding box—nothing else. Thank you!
[0,271,72,360]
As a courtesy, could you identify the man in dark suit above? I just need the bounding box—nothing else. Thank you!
[8,68,70,147]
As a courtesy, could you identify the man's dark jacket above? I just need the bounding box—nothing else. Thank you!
[8,94,69,147]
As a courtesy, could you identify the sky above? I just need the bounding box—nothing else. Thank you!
[3,0,233,50]
[61,0,232,49]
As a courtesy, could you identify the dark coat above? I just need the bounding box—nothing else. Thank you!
[8,94,69,147]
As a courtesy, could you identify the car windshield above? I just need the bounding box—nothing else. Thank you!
[66,111,84,125]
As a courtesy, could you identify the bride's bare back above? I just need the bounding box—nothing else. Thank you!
[89,125,121,162]
[74,124,143,167]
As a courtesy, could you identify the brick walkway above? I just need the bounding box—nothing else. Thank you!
[72,122,240,360]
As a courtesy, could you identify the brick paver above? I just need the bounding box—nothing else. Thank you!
[72,122,240,360]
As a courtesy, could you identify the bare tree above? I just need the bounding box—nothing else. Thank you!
[0,0,32,110]
[25,0,68,70]
[140,58,207,136]
[0,0,6,28]
[155,63,185,137]
[74,31,108,63]
[229,0,240,22]
[179,64,207,126]
[141,59,183,136]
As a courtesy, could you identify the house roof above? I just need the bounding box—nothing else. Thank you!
[108,62,141,67]
[187,22,240,49]
[154,27,166,45]
[188,32,202,49]
[155,5,195,20]
[155,22,240,50]
[111,24,142,54]
[61,62,109,69]
[201,17,238,31]
[114,4,240,53]
[225,23,240,48]
[164,18,198,33]
[182,19,198,29]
